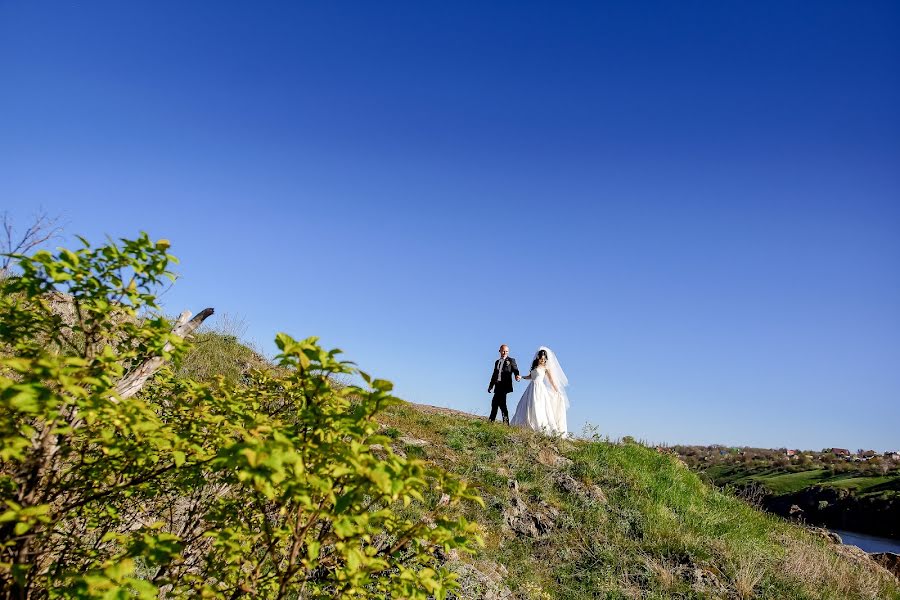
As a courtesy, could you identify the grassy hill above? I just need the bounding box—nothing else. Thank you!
[374,402,899,599]
[5,237,896,599]
[173,329,900,598]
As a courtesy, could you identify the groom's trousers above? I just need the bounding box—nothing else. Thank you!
[489,391,510,425]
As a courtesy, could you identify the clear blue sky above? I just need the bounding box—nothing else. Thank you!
[2,1,898,451]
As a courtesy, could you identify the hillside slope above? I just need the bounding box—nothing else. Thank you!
[377,402,899,599]
[177,331,898,598]
[7,238,895,599]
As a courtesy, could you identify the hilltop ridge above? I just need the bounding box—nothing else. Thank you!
[375,400,899,599]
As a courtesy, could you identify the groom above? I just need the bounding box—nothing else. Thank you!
[488,344,520,425]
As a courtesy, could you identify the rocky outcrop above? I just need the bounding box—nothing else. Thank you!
[447,561,515,600]
[871,552,900,580]
[501,479,557,538]
[691,564,727,595]
[809,526,843,545]
[398,435,430,447]
[536,447,572,468]
[810,527,899,582]
[756,485,900,540]
[554,472,607,505]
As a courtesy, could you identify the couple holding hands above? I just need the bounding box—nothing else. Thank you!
[488,344,569,436]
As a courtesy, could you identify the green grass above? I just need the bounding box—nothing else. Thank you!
[826,475,895,492]
[748,470,830,494]
[174,343,899,598]
[177,321,271,385]
[379,403,900,599]
[707,464,900,499]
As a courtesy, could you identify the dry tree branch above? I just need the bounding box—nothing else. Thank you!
[115,307,215,399]
[1,210,64,273]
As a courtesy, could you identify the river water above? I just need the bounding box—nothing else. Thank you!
[831,529,900,554]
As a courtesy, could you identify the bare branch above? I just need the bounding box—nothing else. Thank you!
[0,210,64,273]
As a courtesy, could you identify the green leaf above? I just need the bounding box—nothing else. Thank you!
[333,517,356,538]
[306,541,321,561]
[369,466,392,494]
[371,379,394,392]
[14,521,31,536]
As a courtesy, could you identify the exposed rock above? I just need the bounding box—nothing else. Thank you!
[871,552,900,580]
[826,541,899,583]
[447,561,514,600]
[788,504,804,519]
[398,436,430,447]
[408,403,480,420]
[691,565,725,593]
[837,541,870,561]
[536,447,573,468]
[798,530,899,582]
[555,473,579,495]
[370,443,407,458]
[502,479,558,538]
[588,484,607,504]
[554,472,607,505]
[809,526,842,545]
[760,485,900,539]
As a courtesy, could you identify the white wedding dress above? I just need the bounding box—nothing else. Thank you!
[511,365,568,435]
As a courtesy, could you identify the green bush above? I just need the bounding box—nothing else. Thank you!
[0,235,482,598]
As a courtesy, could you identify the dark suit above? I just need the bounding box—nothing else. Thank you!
[488,357,519,424]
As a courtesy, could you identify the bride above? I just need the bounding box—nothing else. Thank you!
[511,347,569,435]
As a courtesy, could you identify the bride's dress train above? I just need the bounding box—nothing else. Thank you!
[511,365,567,435]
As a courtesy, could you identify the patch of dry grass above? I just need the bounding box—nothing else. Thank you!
[643,555,681,592]
[729,554,767,599]
[778,532,899,600]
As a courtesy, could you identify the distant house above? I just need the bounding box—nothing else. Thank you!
[859,450,876,458]
[831,448,850,457]
[785,449,797,457]
[885,452,900,460]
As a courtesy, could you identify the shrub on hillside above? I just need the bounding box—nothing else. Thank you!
[0,235,481,599]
